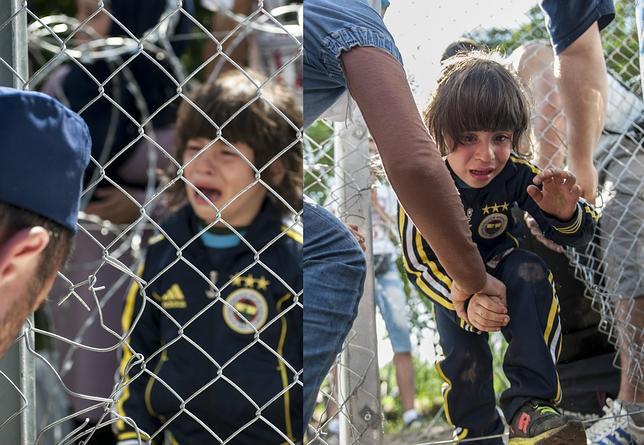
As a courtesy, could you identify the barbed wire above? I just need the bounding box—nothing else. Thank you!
[1,1,303,444]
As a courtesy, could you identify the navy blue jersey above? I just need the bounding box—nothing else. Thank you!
[115,200,302,444]
[399,154,598,313]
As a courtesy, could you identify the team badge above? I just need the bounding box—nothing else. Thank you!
[478,213,508,239]
[222,288,269,334]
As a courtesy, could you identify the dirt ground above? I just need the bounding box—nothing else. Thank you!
[383,425,453,445]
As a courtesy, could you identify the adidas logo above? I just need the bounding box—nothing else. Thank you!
[157,284,187,309]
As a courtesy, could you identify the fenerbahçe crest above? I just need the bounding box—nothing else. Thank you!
[478,213,508,239]
[223,288,269,334]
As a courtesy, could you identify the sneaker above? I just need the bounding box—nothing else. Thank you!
[402,409,422,430]
[508,400,586,444]
[623,402,644,445]
[586,399,637,445]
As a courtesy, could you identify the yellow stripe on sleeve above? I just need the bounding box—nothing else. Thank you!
[399,210,454,310]
[401,256,455,310]
[510,155,541,175]
[553,205,583,235]
[276,293,295,442]
[116,263,145,432]
[282,225,303,244]
[414,231,452,288]
[584,205,600,222]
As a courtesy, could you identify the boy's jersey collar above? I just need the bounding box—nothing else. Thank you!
[162,199,283,254]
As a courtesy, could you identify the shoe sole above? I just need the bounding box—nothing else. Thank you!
[509,420,587,445]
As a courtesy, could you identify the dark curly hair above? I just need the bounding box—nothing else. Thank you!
[167,69,303,215]
[424,51,532,157]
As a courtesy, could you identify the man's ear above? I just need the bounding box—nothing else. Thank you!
[267,159,286,187]
[0,227,50,286]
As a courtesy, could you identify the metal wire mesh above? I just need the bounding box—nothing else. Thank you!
[0,0,302,444]
[305,1,643,444]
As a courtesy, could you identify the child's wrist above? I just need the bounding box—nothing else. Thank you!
[554,208,576,222]
[544,204,577,223]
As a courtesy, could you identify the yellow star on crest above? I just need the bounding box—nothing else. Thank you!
[256,276,270,290]
[230,275,243,287]
[244,274,256,288]
[501,202,509,211]
[491,203,499,213]
[482,206,490,215]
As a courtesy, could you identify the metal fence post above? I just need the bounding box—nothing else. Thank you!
[0,2,37,444]
[335,113,382,444]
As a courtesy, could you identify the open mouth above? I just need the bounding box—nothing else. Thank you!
[193,186,222,204]
[469,168,495,180]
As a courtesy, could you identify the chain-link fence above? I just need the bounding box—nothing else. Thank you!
[0,0,302,444]
[305,1,643,444]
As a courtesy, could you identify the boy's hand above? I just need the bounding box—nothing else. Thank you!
[451,274,507,325]
[466,293,509,333]
[527,167,582,221]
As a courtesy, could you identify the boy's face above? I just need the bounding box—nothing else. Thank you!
[183,138,267,227]
[446,130,513,188]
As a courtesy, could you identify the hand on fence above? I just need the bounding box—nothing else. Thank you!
[466,293,509,333]
[347,223,367,251]
[524,215,564,253]
[527,167,583,221]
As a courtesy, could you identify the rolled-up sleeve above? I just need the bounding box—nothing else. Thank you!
[303,0,403,126]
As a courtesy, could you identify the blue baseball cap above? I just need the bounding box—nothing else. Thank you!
[0,88,91,233]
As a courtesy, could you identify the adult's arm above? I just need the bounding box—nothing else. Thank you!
[341,47,488,295]
[554,23,607,201]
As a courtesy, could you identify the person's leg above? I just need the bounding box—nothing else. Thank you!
[303,201,367,429]
[601,133,644,404]
[374,259,416,416]
[615,298,644,403]
[393,352,415,412]
[593,131,644,443]
[497,250,562,418]
[434,304,503,445]
[510,40,566,170]
[497,249,585,444]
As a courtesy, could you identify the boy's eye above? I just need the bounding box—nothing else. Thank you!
[183,148,198,159]
[221,149,239,157]
[494,134,512,143]
[460,134,477,144]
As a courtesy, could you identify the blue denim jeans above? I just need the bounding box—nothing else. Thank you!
[303,0,402,127]
[303,201,367,428]
[373,254,412,353]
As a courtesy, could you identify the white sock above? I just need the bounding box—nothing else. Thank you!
[403,409,419,424]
